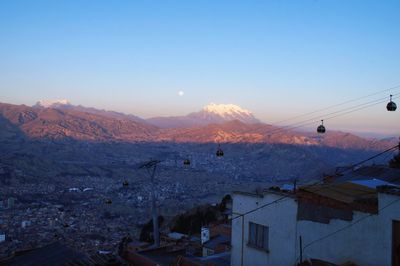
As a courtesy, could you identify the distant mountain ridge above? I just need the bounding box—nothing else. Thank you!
[33,99,144,123]
[0,102,156,141]
[0,101,396,150]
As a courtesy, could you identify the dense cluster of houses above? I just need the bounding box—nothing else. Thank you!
[118,165,400,266]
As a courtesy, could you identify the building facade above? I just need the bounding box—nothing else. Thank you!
[230,184,400,266]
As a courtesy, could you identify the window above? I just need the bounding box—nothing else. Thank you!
[248,222,269,251]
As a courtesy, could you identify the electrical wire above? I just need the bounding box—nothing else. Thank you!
[176,90,400,225]
[226,144,399,265]
[346,145,400,170]
[228,144,399,223]
[302,196,400,252]
[206,85,400,264]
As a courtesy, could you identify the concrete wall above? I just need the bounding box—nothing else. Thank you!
[231,191,400,266]
[231,192,298,266]
[298,192,400,266]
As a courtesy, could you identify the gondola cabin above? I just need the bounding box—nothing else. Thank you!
[387,95,397,111]
[317,120,326,134]
[216,147,224,157]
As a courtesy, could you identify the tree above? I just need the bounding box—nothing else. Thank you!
[170,205,220,234]
[219,194,232,212]
[389,154,400,169]
[139,216,164,243]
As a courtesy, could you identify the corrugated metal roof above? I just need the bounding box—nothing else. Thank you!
[351,178,399,189]
[335,165,400,184]
[301,182,376,204]
[203,235,230,250]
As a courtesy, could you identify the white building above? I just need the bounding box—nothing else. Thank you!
[21,220,31,228]
[230,182,400,266]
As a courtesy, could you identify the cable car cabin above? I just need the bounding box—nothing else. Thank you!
[387,95,397,111]
[317,120,326,134]
[216,148,224,157]
[123,180,129,187]
[317,125,326,134]
[183,159,191,166]
[105,199,112,204]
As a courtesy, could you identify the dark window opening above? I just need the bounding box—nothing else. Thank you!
[248,222,269,251]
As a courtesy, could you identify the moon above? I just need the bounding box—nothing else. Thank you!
[178,90,184,96]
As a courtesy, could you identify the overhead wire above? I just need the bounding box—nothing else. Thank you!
[160,85,400,237]
[208,85,400,263]
[265,94,400,135]
[227,144,399,223]
[199,86,400,223]
[227,144,399,264]
[380,150,396,164]
[302,196,400,252]
[270,84,400,126]
[325,95,400,121]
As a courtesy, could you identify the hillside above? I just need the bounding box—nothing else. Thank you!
[0,103,158,141]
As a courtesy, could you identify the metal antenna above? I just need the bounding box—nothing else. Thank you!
[139,159,162,247]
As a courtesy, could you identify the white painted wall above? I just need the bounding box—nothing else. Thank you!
[298,192,400,266]
[231,192,298,266]
[231,191,400,266]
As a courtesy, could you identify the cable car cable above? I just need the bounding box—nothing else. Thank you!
[266,94,400,135]
[270,84,400,126]
[268,93,399,134]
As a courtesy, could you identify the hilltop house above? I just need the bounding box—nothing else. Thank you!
[230,177,400,266]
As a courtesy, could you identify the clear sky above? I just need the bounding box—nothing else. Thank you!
[0,0,399,136]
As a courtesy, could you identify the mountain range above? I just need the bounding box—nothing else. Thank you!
[34,99,145,123]
[0,100,396,151]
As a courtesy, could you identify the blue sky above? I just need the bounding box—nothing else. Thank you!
[0,0,399,135]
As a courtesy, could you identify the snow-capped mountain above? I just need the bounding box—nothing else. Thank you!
[202,103,253,116]
[34,99,71,108]
[147,103,260,128]
[189,103,260,123]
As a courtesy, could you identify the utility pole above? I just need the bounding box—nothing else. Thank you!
[139,159,161,247]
